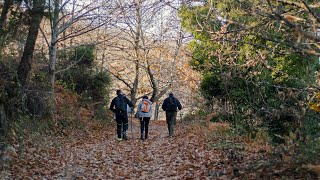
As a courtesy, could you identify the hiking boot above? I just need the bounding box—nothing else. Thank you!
[116,137,122,142]
[140,134,145,141]
[122,133,128,140]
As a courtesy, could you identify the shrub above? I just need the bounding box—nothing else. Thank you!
[56,45,112,123]
[298,110,320,163]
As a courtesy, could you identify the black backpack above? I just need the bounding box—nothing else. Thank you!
[115,96,126,112]
[166,97,177,111]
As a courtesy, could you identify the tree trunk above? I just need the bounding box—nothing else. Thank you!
[17,0,45,86]
[154,102,159,120]
[0,0,13,31]
[130,61,139,106]
[148,64,158,102]
[48,43,57,90]
[48,0,60,92]
[0,103,7,137]
[129,1,142,107]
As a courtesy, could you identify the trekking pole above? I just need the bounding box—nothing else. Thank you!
[130,109,133,139]
[141,115,146,140]
[180,111,184,129]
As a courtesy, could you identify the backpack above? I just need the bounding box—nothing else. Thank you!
[166,97,177,111]
[115,96,126,112]
[141,100,149,113]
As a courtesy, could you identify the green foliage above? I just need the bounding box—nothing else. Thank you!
[58,45,111,103]
[182,104,213,124]
[14,115,54,138]
[179,1,319,143]
[300,138,320,163]
[210,141,244,150]
[200,73,222,101]
[79,69,112,102]
[272,54,318,87]
[56,45,112,123]
[298,111,320,162]
[180,6,221,37]
[94,105,111,124]
[72,45,95,68]
[33,71,48,83]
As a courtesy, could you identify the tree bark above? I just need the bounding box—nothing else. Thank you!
[129,1,142,107]
[153,102,159,120]
[0,0,13,56]
[48,0,60,91]
[0,103,6,136]
[0,0,13,31]
[17,0,45,86]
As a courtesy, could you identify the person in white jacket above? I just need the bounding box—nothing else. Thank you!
[136,95,152,140]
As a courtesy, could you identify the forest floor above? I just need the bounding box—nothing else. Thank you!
[1,119,317,179]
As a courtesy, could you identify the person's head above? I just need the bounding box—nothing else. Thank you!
[142,95,148,99]
[116,90,122,95]
[169,92,174,97]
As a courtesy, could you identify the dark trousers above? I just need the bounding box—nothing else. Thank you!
[115,112,128,138]
[166,111,177,136]
[139,117,150,139]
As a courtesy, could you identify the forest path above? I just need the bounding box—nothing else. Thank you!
[53,120,218,179]
[6,119,259,179]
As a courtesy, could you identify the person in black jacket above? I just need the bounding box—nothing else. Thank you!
[162,92,182,137]
[110,90,133,141]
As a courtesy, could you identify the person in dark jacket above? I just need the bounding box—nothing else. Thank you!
[162,92,182,137]
[110,90,133,141]
[136,95,152,140]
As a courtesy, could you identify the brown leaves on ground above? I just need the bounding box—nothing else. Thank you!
[55,84,81,122]
[1,119,316,179]
[303,164,320,176]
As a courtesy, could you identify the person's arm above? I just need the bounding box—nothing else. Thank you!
[150,103,152,114]
[137,102,142,113]
[125,97,133,107]
[176,99,182,110]
[161,99,167,111]
[109,99,116,113]
[136,102,142,118]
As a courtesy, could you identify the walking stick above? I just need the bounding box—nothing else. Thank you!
[141,115,144,139]
[130,109,133,139]
[180,111,184,129]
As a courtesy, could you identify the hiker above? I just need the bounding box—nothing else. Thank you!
[110,90,133,141]
[136,95,152,140]
[162,92,182,138]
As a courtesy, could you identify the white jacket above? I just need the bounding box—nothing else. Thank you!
[136,99,152,118]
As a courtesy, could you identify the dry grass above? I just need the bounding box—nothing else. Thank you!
[184,121,231,141]
[204,112,231,133]
[302,164,320,177]
[204,112,219,122]
[208,122,230,132]
[185,123,210,139]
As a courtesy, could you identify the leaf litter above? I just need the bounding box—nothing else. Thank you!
[3,120,279,179]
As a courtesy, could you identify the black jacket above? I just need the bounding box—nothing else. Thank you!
[162,95,182,112]
[110,94,133,113]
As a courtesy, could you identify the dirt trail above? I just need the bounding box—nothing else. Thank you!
[53,120,217,179]
[5,119,252,179]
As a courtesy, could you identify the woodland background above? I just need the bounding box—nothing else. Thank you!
[0,0,320,179]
